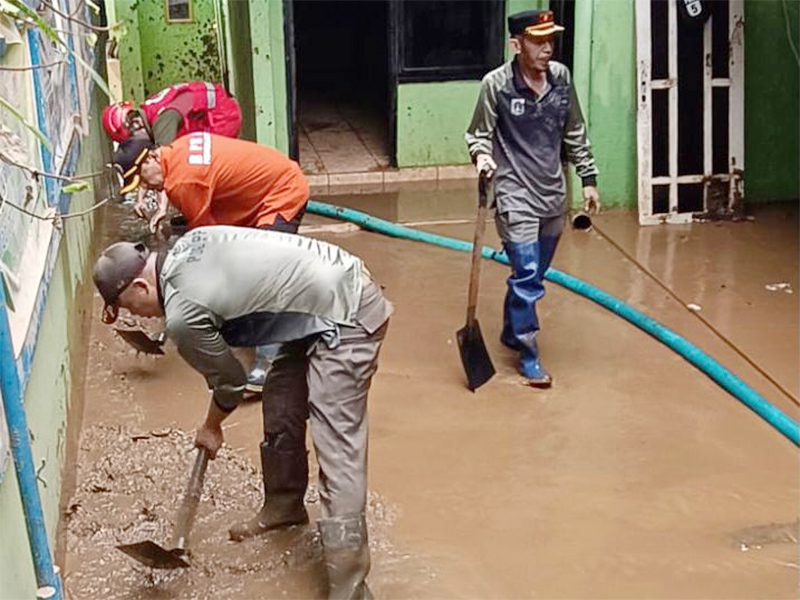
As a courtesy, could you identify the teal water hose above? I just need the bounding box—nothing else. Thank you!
[307,200,799,446]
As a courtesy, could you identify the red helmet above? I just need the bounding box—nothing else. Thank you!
[102,101,134,142]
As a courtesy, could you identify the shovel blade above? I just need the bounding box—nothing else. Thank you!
[116,541,189,569]
[456,320,495,391]
[115,329,165,355]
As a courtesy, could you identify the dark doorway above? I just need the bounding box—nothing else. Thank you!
[550,0,575,70]
[290,0,391,174]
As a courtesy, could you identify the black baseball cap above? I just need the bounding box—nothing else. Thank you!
[113,134,155,194]
[93,241,150,324]
[508,9,565,37]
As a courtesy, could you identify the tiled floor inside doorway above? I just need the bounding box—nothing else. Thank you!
[298,95,391,175]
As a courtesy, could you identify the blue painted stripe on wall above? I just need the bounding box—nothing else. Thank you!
[13,31,84,395]
[26,27,56,205]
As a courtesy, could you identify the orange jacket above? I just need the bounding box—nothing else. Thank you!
[161,133,309,228]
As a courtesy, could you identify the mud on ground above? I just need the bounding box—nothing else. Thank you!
[63,425,407,600]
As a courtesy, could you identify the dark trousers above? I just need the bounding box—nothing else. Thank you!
[263,208,305,235]
[262,338,312,449]
[258,207,309,448]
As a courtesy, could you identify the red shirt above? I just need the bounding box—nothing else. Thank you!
[161,133,309,228]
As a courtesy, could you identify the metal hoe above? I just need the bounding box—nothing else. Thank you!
[456,172,496,391]
[117,447,210,569]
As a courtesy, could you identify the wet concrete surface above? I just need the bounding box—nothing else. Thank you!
[62,189,798,598]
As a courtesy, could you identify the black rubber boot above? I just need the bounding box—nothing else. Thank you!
[319,513,373,600]
[229,443,309,541]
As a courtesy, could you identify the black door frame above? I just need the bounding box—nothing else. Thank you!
[550,0,576,70]
[387,0,398,168]
[283,0,298,160]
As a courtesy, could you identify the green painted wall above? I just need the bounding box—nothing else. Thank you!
[396,81,480,167]
[571,0,637,209]
[115,0,145,103]
[248,0,290,153]
[226,0,256,141]
[396,0,544,168]
[136,0,221,96]
[126,0,796,209]
[744,0,799,202]
[570,0,800,209]
[0,89,107,600]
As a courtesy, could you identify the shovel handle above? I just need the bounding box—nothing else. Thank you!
[172,447,209,552]
[466,173,490,325]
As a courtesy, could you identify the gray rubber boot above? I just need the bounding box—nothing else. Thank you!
[318,513,373,600]
[229,443,309,541]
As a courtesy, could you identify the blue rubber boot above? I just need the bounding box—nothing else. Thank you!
[501,241,552,388]
[539,235,560,276]
[501,293,522,350]
[519,340,552,387]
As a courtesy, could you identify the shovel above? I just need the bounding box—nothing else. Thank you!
[456,172,496,391]
[115,328,166,355]
[117,447,209,569]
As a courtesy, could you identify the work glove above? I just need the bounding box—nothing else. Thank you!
[475,154,497,179]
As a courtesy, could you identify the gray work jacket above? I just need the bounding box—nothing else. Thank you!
[465,59,598,218]
[157,226,391,412]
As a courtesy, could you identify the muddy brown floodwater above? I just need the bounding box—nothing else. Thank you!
[62,189,798,599]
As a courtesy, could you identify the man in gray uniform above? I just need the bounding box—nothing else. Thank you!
[93,227,391,599]
[466,9,601,388]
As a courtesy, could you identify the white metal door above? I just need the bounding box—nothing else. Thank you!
[636,0,744,225]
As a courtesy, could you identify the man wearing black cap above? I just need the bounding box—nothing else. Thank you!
[112,132,321,546]
[466,9,601,389]
[94,227,391,599]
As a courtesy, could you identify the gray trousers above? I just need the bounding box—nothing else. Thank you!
[309,279,390,518]
[262,279,390,518]
[494,210,566,244]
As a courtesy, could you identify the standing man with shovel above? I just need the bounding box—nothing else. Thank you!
[93,226,392,598]
[466,9,601,388]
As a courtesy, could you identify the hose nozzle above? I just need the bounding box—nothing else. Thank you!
[571,212,593,231]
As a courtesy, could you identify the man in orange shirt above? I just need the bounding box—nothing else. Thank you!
[115,132,308,234]
[115,132,309,392]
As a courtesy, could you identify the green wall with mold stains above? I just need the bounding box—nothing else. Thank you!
[134,0,221,97]
[114,0,145,104]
